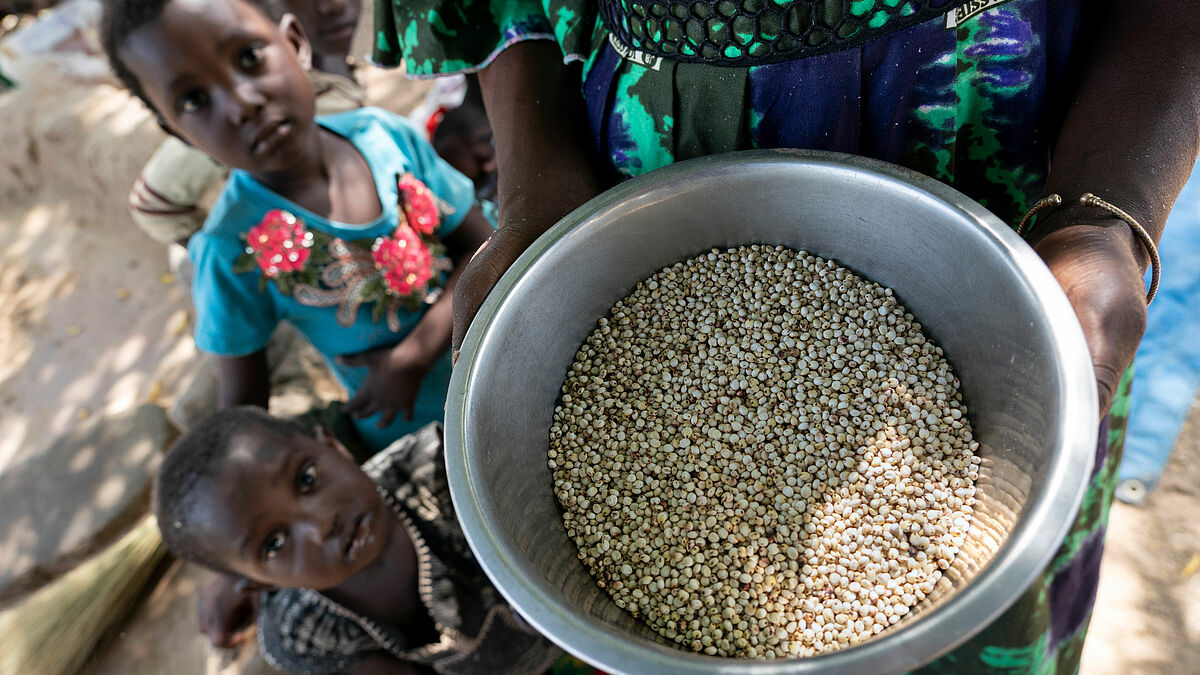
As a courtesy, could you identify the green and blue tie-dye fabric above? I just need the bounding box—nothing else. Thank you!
[373,0,586,75]
[375,1,1126,672]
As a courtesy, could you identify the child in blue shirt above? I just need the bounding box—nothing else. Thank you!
[102,0,493,451]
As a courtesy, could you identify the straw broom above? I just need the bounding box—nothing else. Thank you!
[0,515,167,675]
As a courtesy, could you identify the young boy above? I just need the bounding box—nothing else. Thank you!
[154,407,563,673]
[102,0,494,451]
[432,103,497,203]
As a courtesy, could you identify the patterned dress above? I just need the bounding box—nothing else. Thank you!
[372,1,1125,671]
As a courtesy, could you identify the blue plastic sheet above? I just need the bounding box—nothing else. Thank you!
[1118,162,1200,502]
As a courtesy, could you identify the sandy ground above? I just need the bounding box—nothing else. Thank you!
[0,20,1197,675]
[1079,400,1200,675]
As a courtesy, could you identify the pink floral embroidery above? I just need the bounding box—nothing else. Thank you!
[397,174,439,235]
[236,176,451,326]
[245,210,313,278]
[372,226,434,296]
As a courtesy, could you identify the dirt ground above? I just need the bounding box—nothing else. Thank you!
[1079,400,1200,675]
[1,18,1197,675]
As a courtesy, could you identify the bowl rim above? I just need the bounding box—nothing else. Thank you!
[445,149,1098,674]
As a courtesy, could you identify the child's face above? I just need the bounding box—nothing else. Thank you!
[120,0,317,176]
[280,0,362,63]
[192,427,389,590]
[436,117,497,187]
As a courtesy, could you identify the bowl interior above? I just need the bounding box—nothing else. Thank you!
[447,151,1096,674]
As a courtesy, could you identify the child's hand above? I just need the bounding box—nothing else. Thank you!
[338,339,435,429]
[196,573,260,649]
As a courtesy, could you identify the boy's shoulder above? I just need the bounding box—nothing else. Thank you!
[362,420,448,478]
[258,587,382,674]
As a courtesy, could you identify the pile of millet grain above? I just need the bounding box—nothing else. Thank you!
[548,245,980,659]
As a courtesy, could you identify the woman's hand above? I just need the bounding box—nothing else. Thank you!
[339,339,435,429]
[449,225,540,358]
[1031,216,1149,417]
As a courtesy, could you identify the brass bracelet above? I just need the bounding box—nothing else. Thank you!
[1016,193,1160,305]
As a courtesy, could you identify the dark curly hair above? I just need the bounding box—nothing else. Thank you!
[101,0,285,113]
[152,406,309,574]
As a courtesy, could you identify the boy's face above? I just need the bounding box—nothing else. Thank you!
[120,0,317,175]
[191,427,389,590]
[435,117,497,187]
[281,0,362,63]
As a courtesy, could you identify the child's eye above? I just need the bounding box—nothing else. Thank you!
[296,462,317,494]
[261,531,287,561]
[175,90,208,114]
[238,43,266,71]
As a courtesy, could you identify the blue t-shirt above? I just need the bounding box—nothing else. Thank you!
[189,107,476,450]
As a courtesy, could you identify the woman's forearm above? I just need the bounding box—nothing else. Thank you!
[1030,0,1200,414]
[450,42,607,352]
[1041,0,1200,256]
[478,41,606,247]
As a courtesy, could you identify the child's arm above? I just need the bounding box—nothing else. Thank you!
[339,205,493,428]
[196,572,260,649]
[217,349,271,408]
[128,138,225,246]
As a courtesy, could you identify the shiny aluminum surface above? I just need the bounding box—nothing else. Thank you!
[445,150,1098,674]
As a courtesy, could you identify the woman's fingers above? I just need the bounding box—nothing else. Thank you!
[451,239,504,358]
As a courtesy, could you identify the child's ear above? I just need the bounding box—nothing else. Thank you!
[278,13,313,71]
[233,577,277,594]
[314,425,353,460]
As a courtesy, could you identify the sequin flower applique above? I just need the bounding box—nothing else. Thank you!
[397,173,441,235]
[235,174,452,329]
[234,209,332,294]
[373,226,435,297]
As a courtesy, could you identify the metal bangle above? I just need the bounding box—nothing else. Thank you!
[1016,193,1160,305]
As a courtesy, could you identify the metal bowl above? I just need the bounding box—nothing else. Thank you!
[445,150,1097,674]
